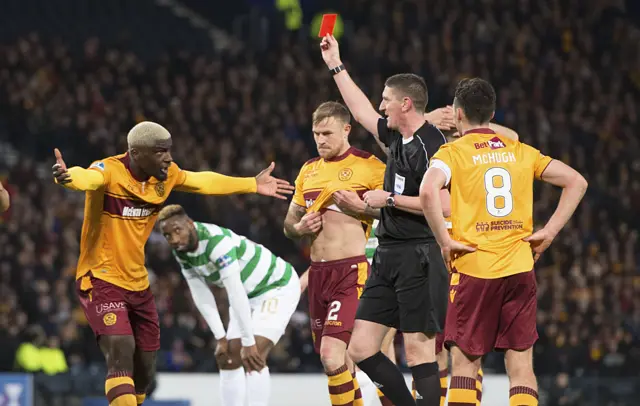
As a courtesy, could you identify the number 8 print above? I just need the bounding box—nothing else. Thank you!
[484,167,513,217]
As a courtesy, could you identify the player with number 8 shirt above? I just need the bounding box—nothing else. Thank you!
[421,78,588,406]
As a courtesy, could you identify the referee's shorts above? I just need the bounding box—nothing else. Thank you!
[355,241,448,335]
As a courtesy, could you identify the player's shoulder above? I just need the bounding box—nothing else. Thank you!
[89,153,126,171]
[350,148,384,166]
[300,156,321,170]
[417,123,447,148]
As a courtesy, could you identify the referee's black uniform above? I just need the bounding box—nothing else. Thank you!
[357,117,449,335]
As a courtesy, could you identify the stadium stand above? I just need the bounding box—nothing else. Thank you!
[0,0,639,405]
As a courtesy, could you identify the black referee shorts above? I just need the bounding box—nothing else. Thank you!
[355,241,448,335]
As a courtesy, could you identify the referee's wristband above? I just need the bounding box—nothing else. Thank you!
[330,64,346,75]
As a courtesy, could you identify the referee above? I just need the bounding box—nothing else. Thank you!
[321,35,449,406]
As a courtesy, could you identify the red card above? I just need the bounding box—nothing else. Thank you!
[318,14,338,37]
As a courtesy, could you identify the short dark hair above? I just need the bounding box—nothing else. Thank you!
[312,101,351,126]
[454,78,496,124]
[384,73,428,112]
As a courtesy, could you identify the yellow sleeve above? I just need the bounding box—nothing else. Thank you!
[174,170,257,195]
[368,157,386,190]
[61,167,106,191]
[292,167,306,207]
[533,150,553,180]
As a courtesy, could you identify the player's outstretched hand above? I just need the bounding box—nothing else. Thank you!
[320,34,342,69]
[241,344,265,372]
[523,228,555,262]
[295,212,323,236]
[333,190,365,216]
[426,106,456,131]
[214,337,232,366]
[52,148,71,184]
[255,162,295,200]
[441,240,476,271]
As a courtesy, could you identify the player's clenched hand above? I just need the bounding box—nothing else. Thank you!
[241,345,265,372]
[333,190,365,215]
[320,34,342,69]
[363,190,391,209]
[294,212,322,235]
[523,228,555,262]
[425,106,455,131]
[255,162,295,200]
[214,337,232,366]
[52,148,71,184]
[441,240,476,271]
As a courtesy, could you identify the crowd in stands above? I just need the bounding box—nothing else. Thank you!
[0,0,639,404]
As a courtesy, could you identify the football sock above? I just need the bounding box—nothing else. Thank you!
[509,386,538,406]
[439,369,449,406]
[448,376,477,406]
[220,367,246,406]
[378,388,394,406]
[135,393,146,405]
[411,361,440,406]
[356,352,414,406]
[327,365,356,405]
[105,371,136,406]
[246,367,271,406]
[476,368,483,405]
[355,370,378,406]
[351,372,364,406]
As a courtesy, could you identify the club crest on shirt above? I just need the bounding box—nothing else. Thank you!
[155,182,165,197]
[103,312,117,326]
[338,168,353,181]
[215,254,233,269]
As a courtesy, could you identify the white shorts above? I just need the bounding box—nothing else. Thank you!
[227,271,301,345]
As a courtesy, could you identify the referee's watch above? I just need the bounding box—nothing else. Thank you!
[329,64,346,75]
[386,193,396,207]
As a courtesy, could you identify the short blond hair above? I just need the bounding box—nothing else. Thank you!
[158,204,186,222]
[127,121,171,148]
[312,101,351,126]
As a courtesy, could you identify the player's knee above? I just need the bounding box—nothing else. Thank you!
[133,351,157,392]
[319,336,348,372]
[403,333,436,366]
[99,335,136,372]
[505,349,535,385]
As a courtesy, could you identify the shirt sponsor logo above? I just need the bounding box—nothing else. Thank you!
[215,254,233,269]
[96,302,126,314]
[474,137,506,150]
[312,319,323,330]
[122,206,155,217]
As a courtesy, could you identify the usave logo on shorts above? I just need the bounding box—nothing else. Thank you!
[96,301,126,314]
[103,312,117,326]
[474,136,506,150]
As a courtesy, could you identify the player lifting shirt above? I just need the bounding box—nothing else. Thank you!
[51,121,294,406]
[284,102,385,406]
[421,78,587,406]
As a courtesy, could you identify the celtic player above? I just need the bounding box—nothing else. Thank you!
[158,205,300,406]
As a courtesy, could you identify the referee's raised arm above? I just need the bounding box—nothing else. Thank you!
[320,34,382,140]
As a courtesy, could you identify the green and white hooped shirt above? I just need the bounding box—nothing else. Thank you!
[365,220,380,264]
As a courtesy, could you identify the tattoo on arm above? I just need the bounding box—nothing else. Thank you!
[283,202,306,239]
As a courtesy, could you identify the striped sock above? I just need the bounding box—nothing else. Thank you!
[439,369,448,406]
[105,372,136,406]
[135,393,146,405]
[476,369,483,405]
[509,386,538,406]
[448,376,477,406]
[327,365,355,405]
[351,373,364,406]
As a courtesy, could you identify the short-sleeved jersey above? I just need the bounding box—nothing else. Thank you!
[365,220,379,264]
[77,153,187,291]
[175,222,294,298]
[292,146,385,236]
[430,128,553,279]
[376,118,447,243]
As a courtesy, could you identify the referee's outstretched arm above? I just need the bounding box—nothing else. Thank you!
[320,35,382,141]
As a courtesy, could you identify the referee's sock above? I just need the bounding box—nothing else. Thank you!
[410,361,440,406]
[356,352,415,406]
